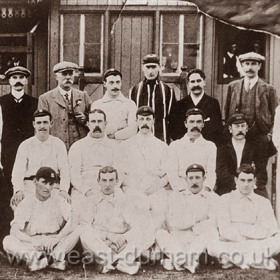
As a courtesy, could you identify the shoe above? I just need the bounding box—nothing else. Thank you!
[160,259,174,271]
[116,261,140,275]
[101,263,116,274]
[28,257,48,272]
[49,260,66,271]
[184,260,199,274]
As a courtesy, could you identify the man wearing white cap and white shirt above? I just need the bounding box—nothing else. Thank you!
[224,52,278,161]
[38,61,91,150]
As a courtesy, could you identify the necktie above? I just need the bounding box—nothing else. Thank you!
[65,93,70,104]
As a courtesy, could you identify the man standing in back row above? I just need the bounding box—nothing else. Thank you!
[38,61,91,150]
[225,52,278,160]
[129,54,176,144]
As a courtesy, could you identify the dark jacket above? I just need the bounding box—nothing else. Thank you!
[169,93,224,147]
[129,78,176,144]
[216,139,268,198]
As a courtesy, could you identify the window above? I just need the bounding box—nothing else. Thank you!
[217,21,267,84]
[60,13,103,76]
[160,13,202,75]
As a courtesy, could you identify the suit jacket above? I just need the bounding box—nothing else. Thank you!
[38,87,91,150]
[169,93,224,147]
[216,139,268,198]
[225,78,278,135]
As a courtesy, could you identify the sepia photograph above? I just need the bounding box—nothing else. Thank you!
[0,0,280,279]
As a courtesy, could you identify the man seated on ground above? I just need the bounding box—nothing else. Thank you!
[3,167,79,272]
[167,108,216,192]
[156,164,219,273]
[80,166,154,275]
[117,106,168,229]
[208,164,280,270]
[11,109,70,208]
[216,113,268,197]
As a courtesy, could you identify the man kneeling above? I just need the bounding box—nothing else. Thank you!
[156,164,219,273]
[3,167,79,271]
[208,164,280,270]
[80,166,154,275]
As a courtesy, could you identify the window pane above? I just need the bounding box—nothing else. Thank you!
[84,14,102,73]
[162,15,179,43]
[63,14,80,64]
[85,14,101,44]
[84,44,101,73]
[183,44,199,70]
[162,44,179,73]
[184,14,200,43]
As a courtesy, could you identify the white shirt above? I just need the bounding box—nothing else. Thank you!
[12,135,70,193]
[58,86,72,101]
[11,89,24,102]
[117,132,168,193]
[190,92,204,106]
[91,92,137,141]
[167,134,217,191]
[11,192,71,236]
[244,75,258,90]
[68,134,118,195]
[232,138,246,168]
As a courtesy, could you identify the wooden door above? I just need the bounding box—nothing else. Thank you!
[110,14,153,95]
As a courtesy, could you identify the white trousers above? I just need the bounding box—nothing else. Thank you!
[207,233,280,267]
[80,225,154,266]
[3,228,80,262]
[156,228,219,267]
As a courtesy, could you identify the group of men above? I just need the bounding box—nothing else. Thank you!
[0,51,280,274]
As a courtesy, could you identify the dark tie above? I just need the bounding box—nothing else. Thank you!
[65,93,70,104]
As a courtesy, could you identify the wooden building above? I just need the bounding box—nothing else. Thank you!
[1,0,280,199]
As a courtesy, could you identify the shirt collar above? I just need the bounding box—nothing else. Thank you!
[244,76,258,89]
[232,138,246,147]
[58,86,72,98]
[232,189,256,202]
[86,133,109,144]
[183,133,203,143]
[102,92,126,103]
[11,89,24,100]
[190,92,204,103]
[34,135,51,145]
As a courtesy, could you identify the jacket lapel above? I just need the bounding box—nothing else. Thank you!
[232,79,243,113]
[241,141,251,163]
[51,87,66,108]
[227,141,238,168]
[72,88,82,108]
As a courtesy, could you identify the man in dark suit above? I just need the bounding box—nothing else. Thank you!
[224,52,278,158]
[0,66,38,243]
[216,113,268,198]
[169,69,224,147]
[38,61,91,150]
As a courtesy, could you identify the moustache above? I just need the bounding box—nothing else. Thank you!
[65,80,73,84]
[39,129,47,131]
[237,132,245,136]
[192,86,201,90]
[141,125,150,129]
[191,184,199,188]
[112,88,119,91]
[93,127,102,132]
[14,82,24,87]
[246,70,255,73]
[191,127,201,132]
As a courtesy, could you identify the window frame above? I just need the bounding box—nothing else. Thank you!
[159,13,203,77]
[60,13,104,77]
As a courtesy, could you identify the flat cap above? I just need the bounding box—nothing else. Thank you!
[35,167,57,184]
[136,106,155,117]
[228,113,247,125]
[186,164,205,175]
[103,68,122,81]
[239,52,265,63]
[185,108,205,119]
[33,109,52,120]
[53,61,78,73]
[5,66,31,78]
[142,54,160,65]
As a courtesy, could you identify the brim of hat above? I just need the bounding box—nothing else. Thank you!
[6,71,30,77]
[142,62,159,66]
[137,112,155,116]
[240,58,262,62]
[229,120,247,125]
[55,68,77,73]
